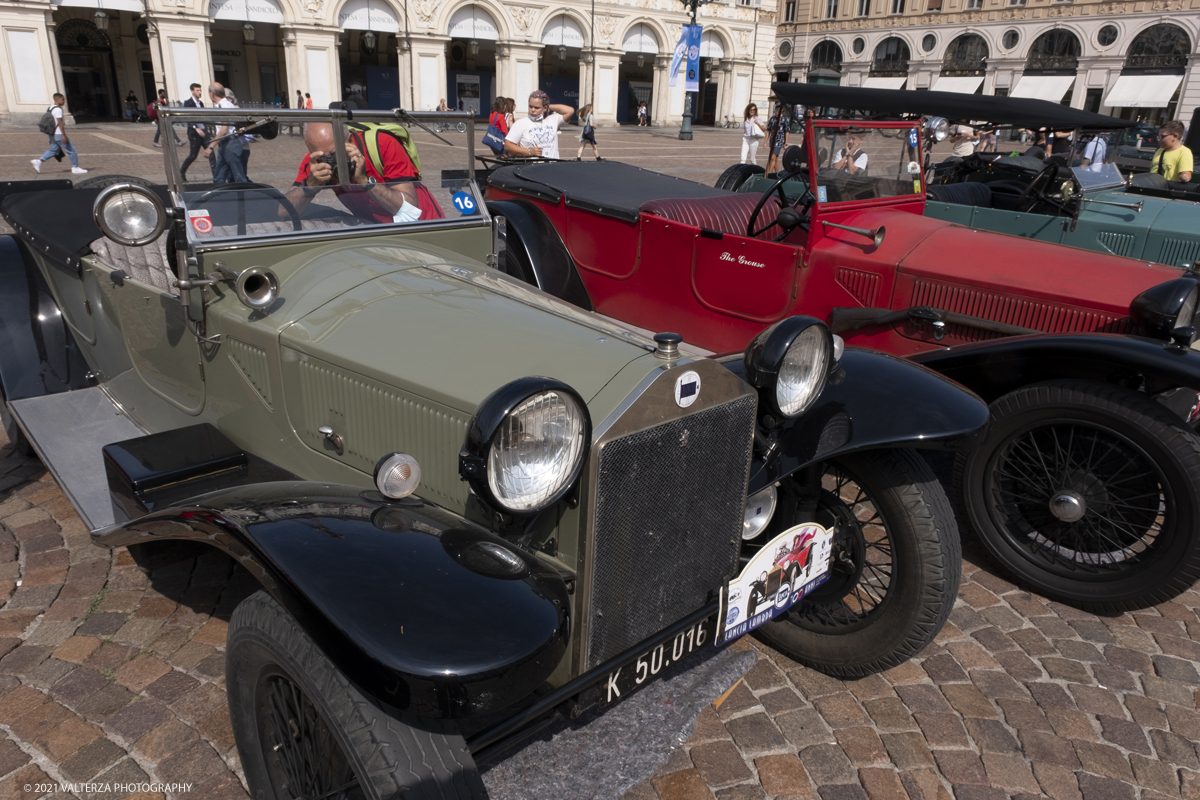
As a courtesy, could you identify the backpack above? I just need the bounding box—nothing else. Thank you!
[347,122,422,178]
[147,100,159,120]
[37,107,57,136]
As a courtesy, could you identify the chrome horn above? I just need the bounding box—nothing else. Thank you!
[821,220,886,247]
[213,263,279,310]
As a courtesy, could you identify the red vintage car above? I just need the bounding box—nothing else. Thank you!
[484,86,1200,614]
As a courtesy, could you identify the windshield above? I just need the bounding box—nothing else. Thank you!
[159,107,484,245]
[1072,162,1126,193]
[812,125,923,205]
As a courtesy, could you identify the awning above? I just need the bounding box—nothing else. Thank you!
[862,77,906,90]
[52,0,144,12]
[931,76,984,94]
[209,0,284,23]
[1011,75,1074,104]
[1104,74,1183,108]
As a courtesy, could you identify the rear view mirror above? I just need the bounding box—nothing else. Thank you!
[782,145,805,174]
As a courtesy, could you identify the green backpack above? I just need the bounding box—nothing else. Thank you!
[347,122,422,178]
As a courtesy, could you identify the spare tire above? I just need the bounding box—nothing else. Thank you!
[74,174,155,190]
[714,163,765,192]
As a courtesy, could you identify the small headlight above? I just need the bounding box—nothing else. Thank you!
[744,317,834,418]
[1129,277,1200,341]
[925,117,949,143]
[743,484,778,540]
[461,378,592,516]
[374,453,421,499]
[93,183,166,246]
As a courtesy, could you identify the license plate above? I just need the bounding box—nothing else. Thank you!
[599,614,717,708]
[717,523,835,646]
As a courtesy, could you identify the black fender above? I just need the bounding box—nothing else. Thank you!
[909,332,1200,404]
[726,348,990,492]
[488,198,593,310]
[0,235,91,400]
[93,482,571,720]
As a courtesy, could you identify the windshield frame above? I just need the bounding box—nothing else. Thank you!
[1071,162,1127,194]
[157,107,489,253]
[806,119,926,211]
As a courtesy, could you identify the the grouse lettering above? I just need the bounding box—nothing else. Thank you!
[719,251,767,269]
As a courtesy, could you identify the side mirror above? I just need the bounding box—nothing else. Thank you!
[782,145,805,174]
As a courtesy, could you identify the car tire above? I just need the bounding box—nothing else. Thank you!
[714,163,765,192]
[227,590,487,800]
[73,174,154,190]
[754,449,960,679]
[955,379,1200,613]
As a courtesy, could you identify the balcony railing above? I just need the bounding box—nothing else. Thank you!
[1026,54,1079,71]
[870,59,910,76]
[811,61,843,73]
[941,59,986,75]
[1125,53,1188,71]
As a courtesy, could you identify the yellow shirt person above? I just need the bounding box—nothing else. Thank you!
[1152,121,1194,182]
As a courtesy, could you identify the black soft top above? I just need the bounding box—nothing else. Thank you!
[772,82,1136,131]
[2,184,171,268]
[488,161,731,222]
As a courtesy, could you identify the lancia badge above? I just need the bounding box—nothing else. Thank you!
[675,370,701,408]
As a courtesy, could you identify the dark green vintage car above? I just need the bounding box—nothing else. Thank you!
[0,106,988,798]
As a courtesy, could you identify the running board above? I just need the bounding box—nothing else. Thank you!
[9,388,144,531]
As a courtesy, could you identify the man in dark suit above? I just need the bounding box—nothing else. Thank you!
[180,83,211,182]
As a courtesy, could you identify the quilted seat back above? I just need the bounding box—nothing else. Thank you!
[640,193,785,241]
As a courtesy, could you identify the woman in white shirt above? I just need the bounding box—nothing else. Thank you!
[742,104,765,165]
[504,90,576,160]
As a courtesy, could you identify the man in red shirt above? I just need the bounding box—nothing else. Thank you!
[282,122,442,224]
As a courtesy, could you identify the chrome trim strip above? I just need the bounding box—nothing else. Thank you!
[190,217,493,254]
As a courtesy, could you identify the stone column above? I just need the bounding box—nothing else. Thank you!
[0,5,60,123]
[716,61,734,125]
[281,27,340,107]
[578,48,594,109]
[407,33,448,111]
[652,54,671,126]
[396,35,414,109]
[590,50,622,125]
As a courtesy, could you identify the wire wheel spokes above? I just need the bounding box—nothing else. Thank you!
[261,674,364,800]
[789,463,895,632]
[989,421,1167,576]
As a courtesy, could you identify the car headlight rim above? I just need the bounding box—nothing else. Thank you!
[92,183,167,247]
[1129,276,1200,341]
[460,377,592,516]
[744,317,834,419]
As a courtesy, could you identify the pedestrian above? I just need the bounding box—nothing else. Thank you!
[489,98,508,135]
[125,90,138,121]
[504,97,515,131]
[32,93,87,175]
[577,103,600,160]
[503,90,574,160]
[305,93,313,109]
[202,82,248,184]
[765,102,790,175]
[1080,134,1107,168]
[151,88,184,147]
[224,88,253,181]
[1153,120,1194,182]
[296,89,304,110]
[180,82,211,182]
[978,125,997,153]
[637,101,648,127]
[741,103,764,165]
[949,124,978,157]
[437,98,449,112]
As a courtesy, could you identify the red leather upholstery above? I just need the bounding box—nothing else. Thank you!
[640,193,784,241]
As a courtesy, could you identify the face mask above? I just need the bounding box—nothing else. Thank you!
[530,106,546,122]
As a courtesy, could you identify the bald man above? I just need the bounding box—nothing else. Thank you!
[283,122,441,224]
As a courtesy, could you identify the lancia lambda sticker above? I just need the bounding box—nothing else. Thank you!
[674,370,701,408]
[716,523,835,646]
[188,209,213,234]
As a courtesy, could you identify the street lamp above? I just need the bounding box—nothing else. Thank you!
[242,21,256,42]
[678,0,717,140]
[637,53,645,68]
[93,9,109,31]
[362,29,377,54]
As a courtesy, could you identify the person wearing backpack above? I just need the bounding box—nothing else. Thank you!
[281,122,443,224]
[151,89,183,147]
[32,94,86,175]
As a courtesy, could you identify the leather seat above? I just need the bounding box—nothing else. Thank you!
[927,181,993,208]
[1131,172,1170,190]
[639,193,784,240]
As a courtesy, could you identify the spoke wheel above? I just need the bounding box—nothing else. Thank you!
[957,380,1200,612]
[753,449,960,678]
[227,590,486,800]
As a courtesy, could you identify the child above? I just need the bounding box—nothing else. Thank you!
[577,104,600,161]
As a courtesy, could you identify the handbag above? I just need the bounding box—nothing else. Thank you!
[482,121,507,156]
[751,122,764,139]
[583,118,594,137]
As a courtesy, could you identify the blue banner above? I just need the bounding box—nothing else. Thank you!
[685,25,702,93]
[668,25,688,88]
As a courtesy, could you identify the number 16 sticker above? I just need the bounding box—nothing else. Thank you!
[451,191,477,215]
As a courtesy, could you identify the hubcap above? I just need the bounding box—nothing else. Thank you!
[1049,491,1087,523]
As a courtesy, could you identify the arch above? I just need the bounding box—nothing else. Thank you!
[335,0,400,32]
[941,32,987,74]
[871,36,910,73]
[438,1,510,41]
[1025,28,1080,71]
[55,17,111,49]
[811,39,843,71]
[447,4,500,40]
[699,29,726,58]
[541,14,584,49]
[1125,23,1190,70]
[621,20,661,54]
[618,16,670,54]
[208,0,286,23]
[529,7,590,47]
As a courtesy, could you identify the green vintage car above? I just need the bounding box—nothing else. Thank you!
[0,106,987,798]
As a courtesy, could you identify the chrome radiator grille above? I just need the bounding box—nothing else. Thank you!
[586,394,756,668]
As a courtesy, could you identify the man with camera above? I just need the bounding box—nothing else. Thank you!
[283,122,442,224]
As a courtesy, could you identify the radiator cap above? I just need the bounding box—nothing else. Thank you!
[654,332,682,359]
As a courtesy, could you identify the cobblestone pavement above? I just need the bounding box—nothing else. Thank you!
[2,124,1197,800]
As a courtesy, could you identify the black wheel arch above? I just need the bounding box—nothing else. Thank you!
[487,198,593,310]
[93,481,571,720]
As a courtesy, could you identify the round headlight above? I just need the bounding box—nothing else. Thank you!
[92,183,166,246]
[488,391,587,512]
[925,116,949,143]
[374,453,421,499]
[743,484,778,540]
[744,317,834,419]
[1129,277,1200,341]
[461,378,592,515]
